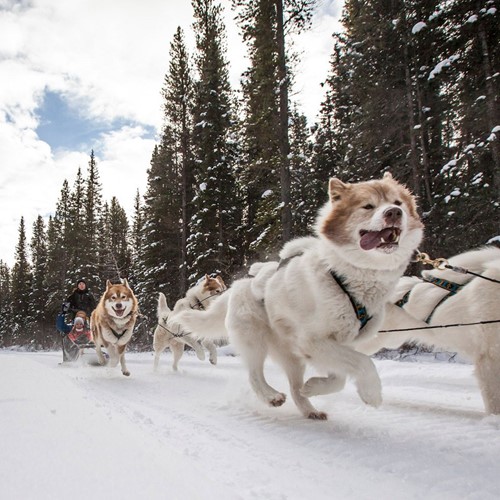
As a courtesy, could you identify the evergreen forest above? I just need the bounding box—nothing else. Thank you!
[0,0,498,349]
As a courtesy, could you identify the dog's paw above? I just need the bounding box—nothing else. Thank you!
[269,393,286,407]
[122,370,130,377]
[209,356,217,365]
[357,384,382,408]
[301,375,346,397]
[307,411,328,420]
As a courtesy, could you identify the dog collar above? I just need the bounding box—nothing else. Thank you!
[330,270,371,329]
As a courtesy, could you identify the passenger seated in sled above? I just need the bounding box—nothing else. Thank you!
[56,308,94,362]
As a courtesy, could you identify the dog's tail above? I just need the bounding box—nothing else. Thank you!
[157,292,171,318]
[175,290,231,340]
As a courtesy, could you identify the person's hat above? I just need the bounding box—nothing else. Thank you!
[77,278,86,286]
[74,317,85,326]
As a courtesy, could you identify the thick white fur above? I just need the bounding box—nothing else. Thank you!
[177,175,423,419]
[153,276,226,371]
[355,246,500,414]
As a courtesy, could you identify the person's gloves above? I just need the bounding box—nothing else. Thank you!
[61,302,70,313]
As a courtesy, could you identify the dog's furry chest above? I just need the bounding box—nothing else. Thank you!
[265,258,394,345]
[98,320,134,346]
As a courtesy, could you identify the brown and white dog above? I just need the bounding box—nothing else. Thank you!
[153,274,227,371]
[177,173,424,419]
[91,279,139,376]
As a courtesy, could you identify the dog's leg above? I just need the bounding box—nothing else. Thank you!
[301,373,347,398]
[171,340,184,371]
[475,347,500,415]
[118,344,130,376]
[203,340,217,365]
[233,330,286,407]
[309,340,382,407]
[181,336,206,361]
[274,352,328,420]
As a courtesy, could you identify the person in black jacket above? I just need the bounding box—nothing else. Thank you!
[65,279,97,319]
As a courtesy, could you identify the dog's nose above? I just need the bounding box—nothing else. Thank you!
[384,206,402,224]
[115,303,123,309]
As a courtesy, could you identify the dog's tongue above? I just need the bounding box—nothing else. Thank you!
[360,228,395,250]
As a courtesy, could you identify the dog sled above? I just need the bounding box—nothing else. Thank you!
[56,306,108,366]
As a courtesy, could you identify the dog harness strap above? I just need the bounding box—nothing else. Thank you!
[395,290,411,308]
[422,276,465,323]
[422,276,464,294]
[110,328,127,339]
[396,275,466,323]
[330,271,371,329]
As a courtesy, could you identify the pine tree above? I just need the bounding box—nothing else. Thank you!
[137,138,183,320]
[101,197,131,282]
[188,0,243,281]
[161,27,195,294]
[82,150,104,290]
[10,217,32,346]
[0,261,12,347]
[29,215,49,347]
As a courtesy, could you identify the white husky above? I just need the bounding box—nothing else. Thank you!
[355,246,500,414]
[177,174,423,419]
[153,275,227,371]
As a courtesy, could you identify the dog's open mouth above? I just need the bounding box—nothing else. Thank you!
[359,227,401,251]
[112,307,125,317]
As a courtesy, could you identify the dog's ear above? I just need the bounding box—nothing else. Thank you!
[205,274,210,283]
[106,280,112,290]
[328,178,348,202]
[122,278,130,289]
[383,171,393,180]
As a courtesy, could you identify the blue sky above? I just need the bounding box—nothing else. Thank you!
[0,0,343,267]
[36,90,157,150]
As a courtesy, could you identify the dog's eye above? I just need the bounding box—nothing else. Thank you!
[363,204,375,210]
[394,200,402,206]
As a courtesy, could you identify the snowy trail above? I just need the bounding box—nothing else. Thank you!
[1,349,499,500]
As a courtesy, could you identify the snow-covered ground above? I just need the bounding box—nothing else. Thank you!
[1,347,499,500]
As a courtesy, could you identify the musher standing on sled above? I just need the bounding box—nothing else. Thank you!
[65,278,97,320]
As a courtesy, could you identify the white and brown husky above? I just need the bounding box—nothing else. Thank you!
[91,279,139,376]
[177,173,424,419]
[153,274,227,371]
[356,245,500,414]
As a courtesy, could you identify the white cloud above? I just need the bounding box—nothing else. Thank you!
[0,0,344,266]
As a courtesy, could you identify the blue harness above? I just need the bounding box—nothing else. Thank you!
[396,275,465,323]
[330,271,371,329]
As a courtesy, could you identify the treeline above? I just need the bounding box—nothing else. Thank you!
[0,0,498,350]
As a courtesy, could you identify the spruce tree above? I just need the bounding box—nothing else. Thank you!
[0,261,12,347]
[161,27,195,294]
[188,0,243,281]
[10,217,32,346]
[29,215,49,346]
[82,150,104,291]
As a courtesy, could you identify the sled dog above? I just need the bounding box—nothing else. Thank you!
[153,275,227,371]
[355,246,500,414]
[91,279,139,376]
[177,173,423,419]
